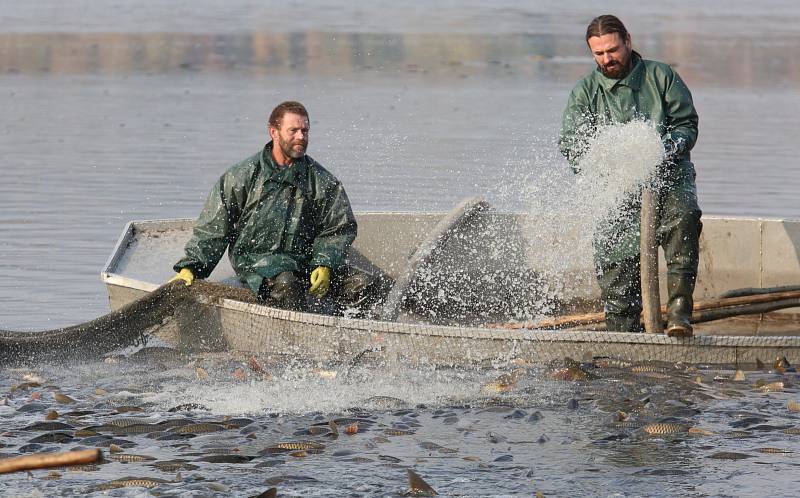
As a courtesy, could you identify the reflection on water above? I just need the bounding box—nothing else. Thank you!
[2,31,800,88]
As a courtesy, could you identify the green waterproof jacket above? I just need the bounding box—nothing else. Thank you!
[559,52,699,263]
[559,51,698,169]
[174,142,357,295]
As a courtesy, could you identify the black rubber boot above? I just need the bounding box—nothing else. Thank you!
[665,276,694,337]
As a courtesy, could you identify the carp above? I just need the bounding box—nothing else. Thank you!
[109,453,157,463]
[757,381,784,393]
[754,447,793,454]
[93,477,169,490]
[53,393,76,404]
[643,423,687,435]
[631,365,668,374]
[262,441,325,454]
[708,452,752,460]
[171,423,224,434]
[105,417,153,428]
[148,460,199,472]
[688,427,715,436]
[406,469,438,496]
[384,428,415,436]
[22,421,74,431]
[725,431,754,438]
[480,369,525,393]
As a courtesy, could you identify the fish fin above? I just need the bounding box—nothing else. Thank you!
[407,469,438,495]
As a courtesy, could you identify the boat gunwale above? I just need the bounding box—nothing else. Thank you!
[214,296,800,349]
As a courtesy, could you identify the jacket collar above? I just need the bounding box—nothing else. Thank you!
[596,51,644,91]
[260,141,309,189]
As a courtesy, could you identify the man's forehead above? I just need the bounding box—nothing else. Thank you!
[588,32,626,50]
[282,113,309,124]
[273,112,309,129]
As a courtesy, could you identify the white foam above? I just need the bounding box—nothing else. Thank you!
[523,120,664,312]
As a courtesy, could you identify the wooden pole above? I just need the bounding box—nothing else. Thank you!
[0,449,101,474]
[640,188,663,334]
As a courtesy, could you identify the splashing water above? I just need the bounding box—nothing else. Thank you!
[523,120,664,313]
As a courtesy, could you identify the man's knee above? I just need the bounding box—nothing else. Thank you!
[259,271,304,310]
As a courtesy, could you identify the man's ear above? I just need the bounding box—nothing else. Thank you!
[268,126,278,141]
[625,33,632,49]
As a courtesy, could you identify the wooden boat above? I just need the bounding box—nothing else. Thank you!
[101,200,800,367]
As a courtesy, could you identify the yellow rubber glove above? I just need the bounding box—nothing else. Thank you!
[169,268,195,286]
[309,266,331,298]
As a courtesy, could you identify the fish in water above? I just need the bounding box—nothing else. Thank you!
[262,441,326,454]
[196,454,255,464]
[549,367,589,382]
[480,369,525,393]
[384,428,415,436]
[115,405,144,413]
[708,452,752,460]
[630,364,669,374]
[788,401,800,413]
[725,431,754,438]
[103,417,153,428]
[168,403,210,412]
[108,453,157,463]
[406,469,438,496]
[147,460,199,472]
[362,396,407,409]
[171,423,224,434]
[93,477,170,490]
[688,427,714,436]
[22,421,74,431]
[248,488,278,498]
[754,447,793,454]
[418,441,457,453]
[113,424,162,435]
[28,432,73,444]
[757,381,784,393]
[53,393,76,404]
[643,423,687,435]
[774,355,791,373]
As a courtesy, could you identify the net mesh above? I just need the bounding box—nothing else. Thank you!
[164,293,800,369]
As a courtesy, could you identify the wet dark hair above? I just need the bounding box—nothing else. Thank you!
[585,15,629,45]
[268,101,309,129]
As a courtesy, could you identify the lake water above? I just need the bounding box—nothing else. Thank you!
[1,2,800,496]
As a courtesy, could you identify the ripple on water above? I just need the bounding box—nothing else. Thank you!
[1,355,800,496]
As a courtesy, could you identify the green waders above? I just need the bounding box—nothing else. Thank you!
[596,164,702,333]
[258,268,390,316]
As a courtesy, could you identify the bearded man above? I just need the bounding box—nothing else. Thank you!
[169,101,372,312]
[559,15,702,336]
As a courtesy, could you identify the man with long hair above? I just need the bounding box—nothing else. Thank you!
[559,15,702,336]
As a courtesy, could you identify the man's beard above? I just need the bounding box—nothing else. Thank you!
[599,55,631,79]
[278,136,307,159]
